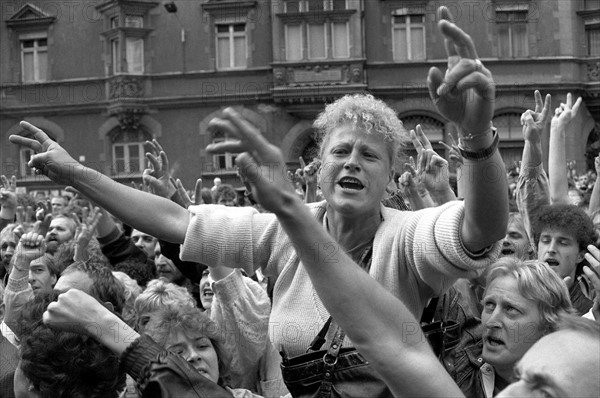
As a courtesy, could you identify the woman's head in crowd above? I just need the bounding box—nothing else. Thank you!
[313,94,408,214]
[144,306,232,387]
[314,94,407,168]
[133,278,196,333]
[15,291,123,398]
[481,258,574,378]
[533,204,595,282]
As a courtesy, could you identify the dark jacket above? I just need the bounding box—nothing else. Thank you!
[121,334,234,398]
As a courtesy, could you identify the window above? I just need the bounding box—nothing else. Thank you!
[216,23,247,69]
[212,133,238,171]
[21,35,47,82]
[111,129,150,175]
[19,148,34,178]
[586,26,600,56]
[493,113,523,141]
[496,11,528,58]
[282,0,350,61]
[98,0,153,77]
[111,38,121,74]
[126,37,144,73]
[392,13,425,61]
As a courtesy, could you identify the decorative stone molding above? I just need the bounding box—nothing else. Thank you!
[273,61,364,87]
[108,75,144,99]
[588,61,600,82]
[107,105,146,131]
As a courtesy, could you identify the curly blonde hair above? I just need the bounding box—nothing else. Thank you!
[313,94,408,164]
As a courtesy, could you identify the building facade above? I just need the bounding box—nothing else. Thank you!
[1,0,599,195]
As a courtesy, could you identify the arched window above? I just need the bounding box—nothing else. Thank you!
[400,115,445,142]
[110,128,151,175]
[493,112,523,141]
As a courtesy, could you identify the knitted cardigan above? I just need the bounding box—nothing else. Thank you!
[181,200,501,357]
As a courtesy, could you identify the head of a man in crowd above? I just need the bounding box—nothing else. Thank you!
[497,314,600,398]
[130,229,157,259]
[1,225,19,273]
[14,291,123,398]
[54,259,125,316]
[533,204,595,285]
[501,212,533,260]
[50,195,69,215]
[481,258,574,381]
[45,215,77,247]
[214,184,237,206]
[28,254,61,295]
[154,242,186,286]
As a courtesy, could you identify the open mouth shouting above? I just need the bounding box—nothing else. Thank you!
[484,333,505,349]
[337,177,364,191]
[500,247,515,256]
[544,258,559,268]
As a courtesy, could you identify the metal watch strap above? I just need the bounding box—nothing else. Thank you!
[458,127,499,161]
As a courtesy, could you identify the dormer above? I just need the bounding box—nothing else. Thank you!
[5,3,56,31]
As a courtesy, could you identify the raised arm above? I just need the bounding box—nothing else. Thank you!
[515,91,552,244]
[206,106,464,398]
[412,125,456,205]
[9,122,189,243]
[548,93,582,204]
[589,156,600,215]
[427,7,508,252]
[0,175,18,231]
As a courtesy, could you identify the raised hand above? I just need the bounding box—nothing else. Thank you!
[438,134,463,166]
[9,121,78,184]
[521,90,551,143]
[427,7,494,137]
[206,108,295,213]
[552,93,582,129]
[14,231,46,268]
[143,139,176,199]
[44,288,115,338]
[583,245,600,322]
[0,175,18,219]
[73,206,102,262]
[173,178,203,208]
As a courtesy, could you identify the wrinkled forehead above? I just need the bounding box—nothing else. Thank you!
[50,216,76,231]
[520,330,600,393]
[321,124,395,162]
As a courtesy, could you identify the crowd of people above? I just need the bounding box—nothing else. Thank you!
[1,6,599,398]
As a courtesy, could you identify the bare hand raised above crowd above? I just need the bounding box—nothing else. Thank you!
[206,108,297,213]
[143,139,177,199]
[427,6,494,138]
[9,121,78,184]
[521,90,551,143]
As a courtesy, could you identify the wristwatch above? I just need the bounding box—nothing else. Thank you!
[458,127,499,161]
